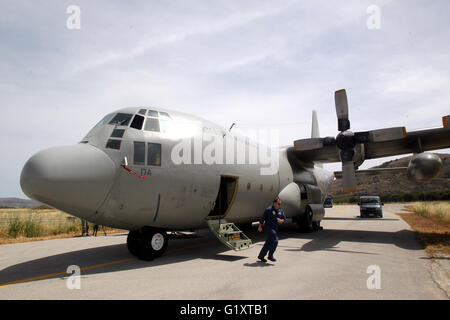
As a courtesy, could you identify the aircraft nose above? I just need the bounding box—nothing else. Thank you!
[20,144,116,219]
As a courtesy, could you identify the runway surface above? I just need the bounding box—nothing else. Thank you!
[0,204,448,299]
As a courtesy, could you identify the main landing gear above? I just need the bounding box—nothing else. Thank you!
[294,206,322,233]
[127,227,169,261]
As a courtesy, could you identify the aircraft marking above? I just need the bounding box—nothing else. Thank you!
[326,207,347,217]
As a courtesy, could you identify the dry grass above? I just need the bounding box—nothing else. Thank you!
[410,202,450,223]
[397,201,450,257]
[0,208,126,244]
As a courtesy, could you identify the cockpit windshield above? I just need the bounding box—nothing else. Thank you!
[93,113,115,129]
[109,113,133,126]
[91,110,172,132]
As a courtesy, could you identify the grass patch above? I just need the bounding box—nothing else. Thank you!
[397,201,450,257]
[412,202,450,223]
[0,208,126,244]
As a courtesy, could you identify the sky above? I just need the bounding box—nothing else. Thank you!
[1,0,449,198]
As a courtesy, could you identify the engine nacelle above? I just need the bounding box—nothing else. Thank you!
[407,153,443,184]
[278,182,324,222]
[278,182,302,217]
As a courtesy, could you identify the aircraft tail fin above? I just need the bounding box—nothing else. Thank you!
[311,110,323,168]
[311,110,320,138]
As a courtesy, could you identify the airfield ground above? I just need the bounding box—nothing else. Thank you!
[0,204,448,299]
[0,208,124,244]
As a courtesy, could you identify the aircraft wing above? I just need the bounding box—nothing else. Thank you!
[290,143,341,163]
[363,127,450,159]
[333,167,407,178]
[293,126,450,164]
[292,88,449,192]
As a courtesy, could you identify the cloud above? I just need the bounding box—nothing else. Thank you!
[71,1,300,75]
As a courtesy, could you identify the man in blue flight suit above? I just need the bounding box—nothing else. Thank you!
[257,197,286,262]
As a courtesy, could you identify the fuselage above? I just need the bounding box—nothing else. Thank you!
[20,107,334,231]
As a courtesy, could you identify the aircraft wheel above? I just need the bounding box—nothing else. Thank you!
[298,207,314,233]
[312,220,322,231]
[138,227,168,261]
[127,230,140,257]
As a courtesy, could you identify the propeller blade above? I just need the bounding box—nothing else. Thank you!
[342,161,357,193]
[354,127,407,143]
[335,89,350,131]
[443,115,449,129]
[368,127,406,142]
[294,138,324,151]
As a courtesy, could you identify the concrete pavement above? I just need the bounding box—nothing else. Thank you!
[0,204,447,299]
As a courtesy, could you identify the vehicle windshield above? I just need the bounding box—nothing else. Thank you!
[361,198,380,204]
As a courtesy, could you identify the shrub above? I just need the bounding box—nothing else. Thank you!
[7,217,43,238]
[8,218,24,238]
[23,218,43,237]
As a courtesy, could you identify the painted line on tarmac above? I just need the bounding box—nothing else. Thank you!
[326,206,347,217]
[385,205,401,215]
[0,240,216,288]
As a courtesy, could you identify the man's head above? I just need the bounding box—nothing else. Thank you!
[273,197,282,210]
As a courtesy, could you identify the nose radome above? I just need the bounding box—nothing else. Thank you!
[20,144,116,219]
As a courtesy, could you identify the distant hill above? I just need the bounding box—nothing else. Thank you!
[331,153,450,197]
[0,197,42,208]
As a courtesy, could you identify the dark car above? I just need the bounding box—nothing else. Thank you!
[358,196,383,218]
[323,195,333,208]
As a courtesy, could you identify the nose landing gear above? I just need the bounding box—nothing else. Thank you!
[127,227,168,261]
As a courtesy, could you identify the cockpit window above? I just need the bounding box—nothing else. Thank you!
[159,111,171,120]
[138,109,146,116]
[147,110,158,118]
[106,139,122,150]
[111,129,125,138]
[144,118,160,132]
[109,113,133,126]
[93,113,115,128]
[148,143,161,166]
[130,114,145,130]
[134,141,145,165]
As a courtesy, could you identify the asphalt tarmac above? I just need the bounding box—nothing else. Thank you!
[0,204,448,299]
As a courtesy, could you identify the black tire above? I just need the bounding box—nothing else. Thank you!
[299,207,314,233]
[138,228,169,261]
[312,220,322,231]
[127,230,140,257]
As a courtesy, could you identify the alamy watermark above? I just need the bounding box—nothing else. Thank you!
[66,5,81,30]
[66,265,81,289]
[366,265,381,290]
[169,123,280,176]
[366,5,381,30]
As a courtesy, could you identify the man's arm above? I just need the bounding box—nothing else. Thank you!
[258,210,268,232]
[276,210,286,224]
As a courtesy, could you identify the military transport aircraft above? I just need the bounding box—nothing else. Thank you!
[20,89,450,260]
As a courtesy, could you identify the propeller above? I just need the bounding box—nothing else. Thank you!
[294,89,407,193]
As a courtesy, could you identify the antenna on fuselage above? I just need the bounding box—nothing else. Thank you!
[223,123,236,138]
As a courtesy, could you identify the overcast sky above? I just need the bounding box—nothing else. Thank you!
[1,0,449,198]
